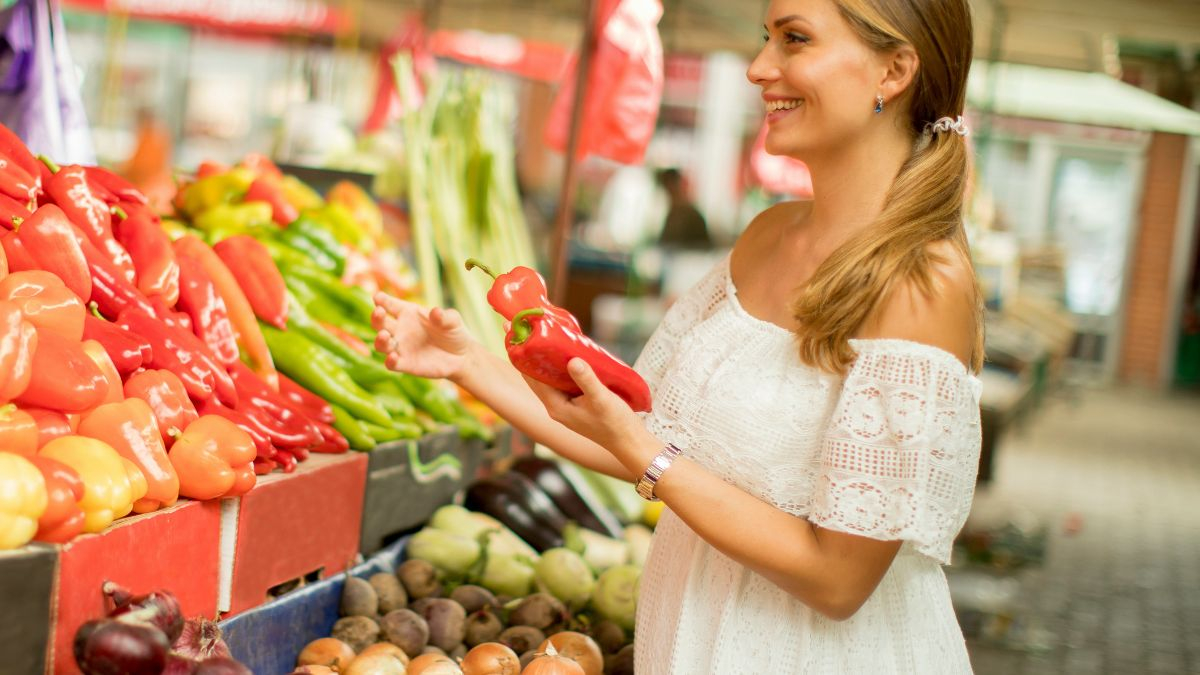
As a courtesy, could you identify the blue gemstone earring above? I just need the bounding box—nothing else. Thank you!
[874,95,884,114]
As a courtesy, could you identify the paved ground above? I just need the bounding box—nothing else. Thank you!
[965,386,1200,675]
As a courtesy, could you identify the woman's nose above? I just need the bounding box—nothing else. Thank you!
[746,46,778,86]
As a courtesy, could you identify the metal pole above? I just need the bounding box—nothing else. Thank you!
[549,0,600,305]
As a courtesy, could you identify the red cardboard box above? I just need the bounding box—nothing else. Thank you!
[223,452,367,616]
[51,499,222,674]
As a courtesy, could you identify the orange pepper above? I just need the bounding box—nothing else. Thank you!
[123,369,199,447]
[78,399,178,514]
[0,404,37,456]
[0,298,36,403]
[0,270,85,341]
[81,339,124,405]
[169,415,257,500]
[27,455,85,543]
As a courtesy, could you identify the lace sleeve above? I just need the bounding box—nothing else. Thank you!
[807,340,983,564]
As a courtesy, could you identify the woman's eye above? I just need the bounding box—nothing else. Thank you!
[784,32,810,45]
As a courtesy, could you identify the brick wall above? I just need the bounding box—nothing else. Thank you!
[1119,132,1188,384]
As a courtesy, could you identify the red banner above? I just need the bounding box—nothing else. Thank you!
[62,0,344,35]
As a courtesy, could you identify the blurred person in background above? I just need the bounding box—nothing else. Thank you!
[374,0,984,671]
[121,107,174,212]
[656,167,712,251]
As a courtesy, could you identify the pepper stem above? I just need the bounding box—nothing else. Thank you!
[464,258,497,280]
[88,302,105,319]
[10,216,22,231]
[509,308,545,346]
[111,205,128,221]
[38,155,60,174]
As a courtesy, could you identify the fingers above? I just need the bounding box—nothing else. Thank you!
[373,292,408,317]
[429,306,462,331]
[566,358,605,397]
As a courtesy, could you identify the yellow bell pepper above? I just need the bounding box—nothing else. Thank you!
[0,452,47,549]
[39,436,140,533]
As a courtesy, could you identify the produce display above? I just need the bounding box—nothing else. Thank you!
[72,582,250,675]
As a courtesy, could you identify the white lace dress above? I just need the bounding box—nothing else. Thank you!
[632,256,981,674]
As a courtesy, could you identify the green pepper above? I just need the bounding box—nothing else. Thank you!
[286,264,374,325]
[374,391,417,420]
[289,215,347,275]
[312,202,373,251]
[283,277,375,343]
[182,168,257,216]
[330,403,375,451]
[261,325,393,427]
[286,295,393,380]
[275,227,341,275]
[256,235,324,274]
[361,419,423,443]
[193,201,274,235]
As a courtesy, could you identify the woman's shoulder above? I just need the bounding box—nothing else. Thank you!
[857,239,978,369]
[734,200,813,255]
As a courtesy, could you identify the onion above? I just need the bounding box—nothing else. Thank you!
[289,667,336,674]
[536,633,602,675]
[358,642,411,664]
[296,638,356,670]
[172,617,233,662]
[74,619,170,675]
[460,642,521,675]
[103,583,185,643]
[520,642,585,675]
[194,657,252,675]
[343,652,409,675]
[407,652,465,674]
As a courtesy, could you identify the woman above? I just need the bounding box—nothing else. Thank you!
[374,0,983,671]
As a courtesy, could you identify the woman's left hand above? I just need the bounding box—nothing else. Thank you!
[523,358,658,473]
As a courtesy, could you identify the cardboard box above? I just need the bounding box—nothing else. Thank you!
[52,500,222,674]
[358,428,486,555]
[223,452,368,616]
[0,544,57,675]
[219,537,407,675]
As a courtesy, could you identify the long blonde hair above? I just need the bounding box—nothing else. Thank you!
[792,0,985,374]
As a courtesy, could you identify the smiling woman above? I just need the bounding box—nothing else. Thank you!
[373,0,984,672]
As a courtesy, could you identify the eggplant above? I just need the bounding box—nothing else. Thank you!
[465,478,565,552]
[512,457,624,538]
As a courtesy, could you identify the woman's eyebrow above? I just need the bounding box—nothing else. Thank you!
[771,14,807,29]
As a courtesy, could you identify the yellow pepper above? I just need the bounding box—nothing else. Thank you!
[0,452,47,549]
[39,436,140,533]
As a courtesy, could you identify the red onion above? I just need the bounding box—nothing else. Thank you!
[74,619,169,675]
[172,617,233,662]
[104,582,185,643]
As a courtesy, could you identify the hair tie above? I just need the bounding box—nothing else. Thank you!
[924,116,970,137]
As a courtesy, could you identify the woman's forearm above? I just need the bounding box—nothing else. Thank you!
[453,344,635,480]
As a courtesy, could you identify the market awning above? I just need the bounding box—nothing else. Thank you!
[968,60,1200,136]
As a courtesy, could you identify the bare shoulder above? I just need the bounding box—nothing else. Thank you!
[733,200,813,258]
[859,239,979,368]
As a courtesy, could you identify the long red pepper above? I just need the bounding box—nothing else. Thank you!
[505,308,652,413]
[0,193,30,230]
[0,156,39,204]
[83,313,152,376]
[212,235,288,329]
[228,361,322,448]
[276,372,335,424]
[0,124,42,179]
[465,258,581,330]
[84,166,149,205]
[194,397,275,461]
[41,159,136,284]
[174,253,239,366]
[113,210,180,305]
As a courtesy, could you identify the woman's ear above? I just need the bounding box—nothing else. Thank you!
[878,45,919,103]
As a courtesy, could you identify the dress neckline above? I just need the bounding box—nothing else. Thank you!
[721,256,981,382]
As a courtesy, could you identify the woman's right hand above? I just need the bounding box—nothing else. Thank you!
[372,292,476,382]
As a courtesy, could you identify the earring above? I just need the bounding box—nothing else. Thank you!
[874,95,884,114]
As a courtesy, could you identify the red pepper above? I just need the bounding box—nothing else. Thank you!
[195,161,228,180]
[311,420,349,454]
[243,177,298,227]
[276,372,335,424]
[274,449,297,474]
[123,370,198,446]
[504,308,652,412]
[465,259,581,330]
[211,235,288,329]
[4,204,92,301]
[63,216,157,319]
[115,200,160,225]
[228,361,322,449]
[170,415,257,500]
[113,210,180,306]
[83,313,152,376]
[79,399,179,513]
[0,403,38,456]
[0,193,31,230]
[238,153,284,181]
[0,270,85,341]
[0,124,42,179]
[28,455,86,543]
[252,457,276,475]
[14,326,107,412]
[81,339,125,405]
[0,155,39,204]
[83,166,149,205]
[41,159,136,284]
[115,308,215,403]
[0,299,37,403]
[174,253,239,366]
[23,407,74,448]
[194,397,275,460]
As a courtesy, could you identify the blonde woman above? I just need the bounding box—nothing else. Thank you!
[374,0,983,670]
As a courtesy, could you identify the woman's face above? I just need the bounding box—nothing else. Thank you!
[747,0,886,159]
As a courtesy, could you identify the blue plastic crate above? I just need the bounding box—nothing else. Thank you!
[219,537,407,675]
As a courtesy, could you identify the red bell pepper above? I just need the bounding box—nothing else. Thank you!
[212,235,288,329]
[115,307,227,405]
[194,397,275,460]
[0,193,31,230]
[169,415,257,499]
[40,159,136,284]
[0,299,36,403]
[113,211,180,306]
[0,404,38,456]
[123,370,199,447]
[81,339,125,405]
[28,455,86,543]
[23,408,74,448]
[466,259,581,330]
[0,270,85,341]
[82,313,152,376]
[5,204,92,301]
[504,308,652,413]
[243,177,297,226]
[83,166,149,206]
[276,372,335,424]
[174,236,276,389]
[174,253,239,366]
[79,399,179,513]
[228,360,322,449]
[14,327,107,412]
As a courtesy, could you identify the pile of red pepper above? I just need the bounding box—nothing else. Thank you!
[0,124,349,552]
